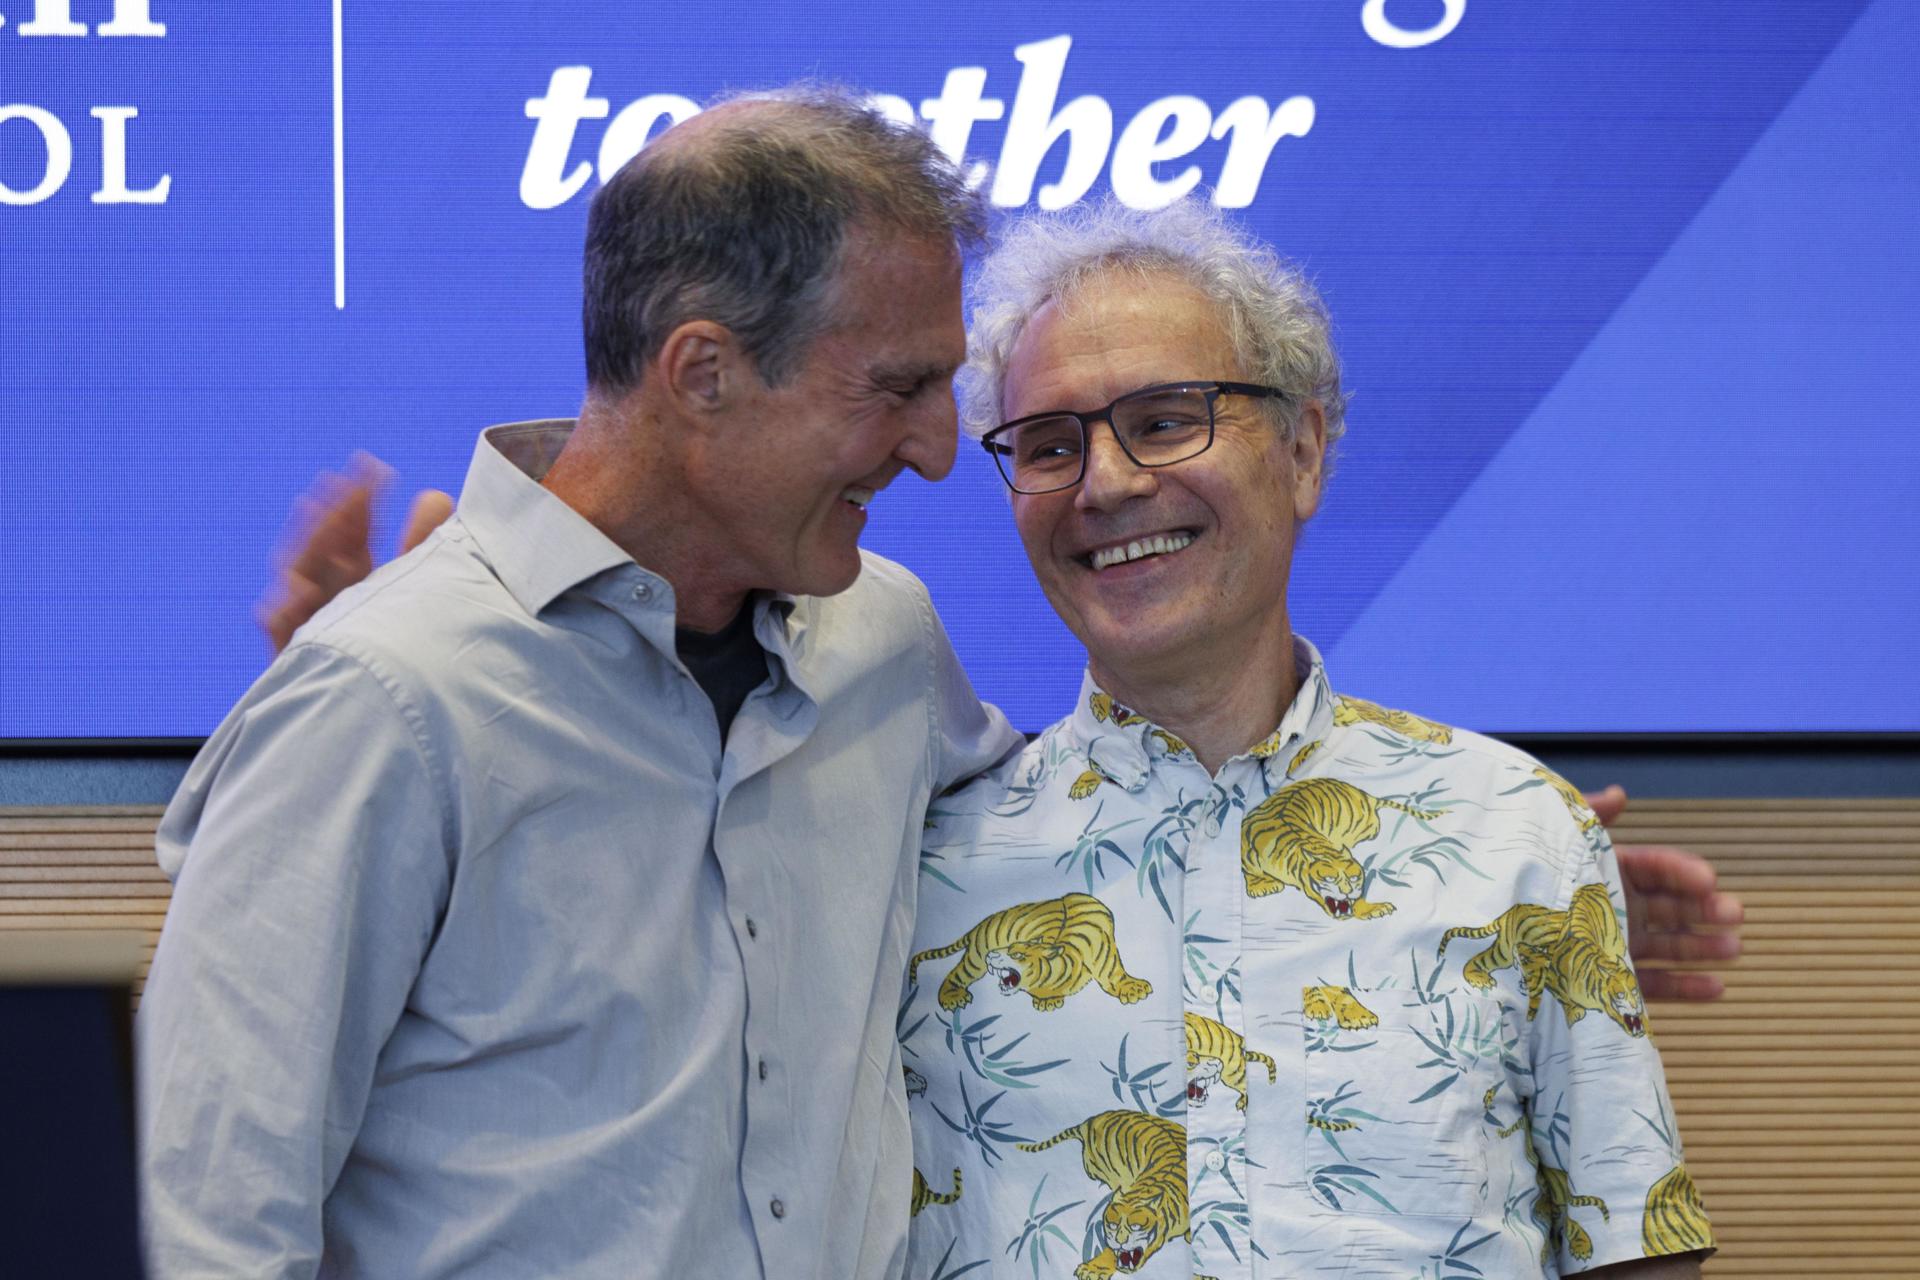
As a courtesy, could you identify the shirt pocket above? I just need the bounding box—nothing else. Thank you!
[1299,985,1508,1218]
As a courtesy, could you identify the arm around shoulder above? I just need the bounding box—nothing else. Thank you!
[919,582,1023,792]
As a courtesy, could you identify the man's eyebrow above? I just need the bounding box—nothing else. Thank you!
[870,359,960,385]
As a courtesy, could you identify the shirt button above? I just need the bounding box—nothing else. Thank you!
[770,1198,786,1219]
[1204,1150,1225,1172]
[746,917,758,939]
[758,1058,769,1081]
[1203,813,1222,838]
[632,582,652,602]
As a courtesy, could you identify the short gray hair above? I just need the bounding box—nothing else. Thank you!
[959,197,1347,459]
[583,85,985,394]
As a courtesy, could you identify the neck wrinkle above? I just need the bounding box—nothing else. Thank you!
[1090,620,1300,775]
[541,408,751,632]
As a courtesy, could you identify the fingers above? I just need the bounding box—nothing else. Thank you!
[258,454,392,654]
[1636,969,1727,1003]
[1627,929,1741,965]
[399,489,455,555]
[256,573,332,654]
[281,456,388,589]
[1617,843,1720,898]
[1584,784,1628,827]
[1636,888,1745,932]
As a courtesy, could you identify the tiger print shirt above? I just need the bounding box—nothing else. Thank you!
[902,637,1711,1279]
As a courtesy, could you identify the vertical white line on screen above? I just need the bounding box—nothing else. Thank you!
[332,0,346,309]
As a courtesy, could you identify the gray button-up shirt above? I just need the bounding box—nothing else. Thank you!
[139,421,1020,1278]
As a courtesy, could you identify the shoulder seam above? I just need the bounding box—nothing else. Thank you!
[286,636,458,856]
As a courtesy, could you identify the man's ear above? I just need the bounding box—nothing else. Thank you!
[657,320,747,417]
[1290,399,1329,522]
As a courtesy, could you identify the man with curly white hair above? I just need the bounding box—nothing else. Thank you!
[899,196,1712,1279]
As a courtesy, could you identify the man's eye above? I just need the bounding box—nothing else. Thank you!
[1022,440,1081,464]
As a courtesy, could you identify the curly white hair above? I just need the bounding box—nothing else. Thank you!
[959,196,1347,467]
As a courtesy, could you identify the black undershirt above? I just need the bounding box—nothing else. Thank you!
[674,604,769,742]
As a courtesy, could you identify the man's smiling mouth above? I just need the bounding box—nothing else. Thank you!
[1086,531,1194,571]
[841,486,875,511]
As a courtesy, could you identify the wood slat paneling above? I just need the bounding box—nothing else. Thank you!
[1616,797,1920,1276]
[3,798,1916,1273]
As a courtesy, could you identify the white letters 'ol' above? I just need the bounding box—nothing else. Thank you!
[92,106,171,204]
[0,105,73,205]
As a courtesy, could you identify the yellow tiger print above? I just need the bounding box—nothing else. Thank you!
[1482,1082,1526,1138]
[1071,694,1189,799]
[909,892,1152,1013]
[1150,728,1189,756]
[1534,1159,1610,1261]
[1301,984,1379,1029]
[1068,767,1108,800]
[1642,1165,1713,1256]
[1284,738,1321,775]
[1332,694,1455,744]
[1018,1110,1187,1280]
[1239,778,1440,918]
[909,1166,961,1216]
[1089,691,1146,727]
[1183,1012,1276,1111]
[1508,1103,1610,1262]
[1534,766,1602,834]
[1306,1113,1358,1133]
[1439,882,1647,1037]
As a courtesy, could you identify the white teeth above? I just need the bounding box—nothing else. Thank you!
[842,486,875,510]
[1089,531,1193,571]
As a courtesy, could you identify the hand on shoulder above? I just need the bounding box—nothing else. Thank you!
[257,453,453,653]
[1588,785,1744,1002]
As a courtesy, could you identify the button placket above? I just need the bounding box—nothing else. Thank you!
[1183,766,1255,1273]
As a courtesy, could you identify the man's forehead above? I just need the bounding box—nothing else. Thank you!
[818,227,966,370]
[1006,271,1239,408]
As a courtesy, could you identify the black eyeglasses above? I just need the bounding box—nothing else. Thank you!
[980,381,1288,494]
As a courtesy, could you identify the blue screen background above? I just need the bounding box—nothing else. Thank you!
[2,0,1915,736]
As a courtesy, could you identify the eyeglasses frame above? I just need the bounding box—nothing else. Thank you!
[979,380,1290,495]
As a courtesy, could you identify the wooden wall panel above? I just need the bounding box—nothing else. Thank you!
[5,797,1918,1273]
[1613,798,1920,1277]
[0,807,170,1002]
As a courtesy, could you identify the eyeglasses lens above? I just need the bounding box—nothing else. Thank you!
[1115,388,1212,463]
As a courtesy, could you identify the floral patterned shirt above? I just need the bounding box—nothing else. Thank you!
[902,638,1710,1279]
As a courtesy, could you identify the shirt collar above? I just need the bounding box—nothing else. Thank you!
[455,420,802,641]
[456,421,635,617]
[1065,635,1337,790]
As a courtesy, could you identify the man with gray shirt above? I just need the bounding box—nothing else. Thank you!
[139,92,1021,1278]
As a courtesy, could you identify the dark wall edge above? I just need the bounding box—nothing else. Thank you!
[3,735,1917,807]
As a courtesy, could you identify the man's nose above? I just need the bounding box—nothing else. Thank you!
[1075,422,1156,511]
[898,394,959,482]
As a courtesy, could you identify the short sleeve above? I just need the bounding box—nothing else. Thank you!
[1527,824,1715,1272]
